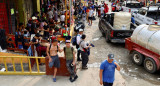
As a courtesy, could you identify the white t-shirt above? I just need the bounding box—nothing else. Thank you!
[60,15,65,22]
[47,11,53,19]
[89,9,94,17]
[100,7,104,14]
[80,40,87,51]
[82,13,86,21]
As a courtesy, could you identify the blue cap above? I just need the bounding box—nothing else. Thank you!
[108,54,114,59]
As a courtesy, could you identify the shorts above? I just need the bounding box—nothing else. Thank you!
[49,55,60,68]
[89,17,93,20]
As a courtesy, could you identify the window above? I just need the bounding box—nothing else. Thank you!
[126,3,142,8]
[147,11,160,20]
[122,2,125,6]
[105,14,110,21]
[138,9,146,15]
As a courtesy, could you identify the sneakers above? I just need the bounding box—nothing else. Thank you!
[69,77,74,82]
[53,78,56,82]
[74,75,78,81]
[82,66,88,69]
[77,59,82,61]
[69,75,78,82]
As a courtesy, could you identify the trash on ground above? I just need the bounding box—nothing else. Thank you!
[92,38,100,41]
[1,68,6,72]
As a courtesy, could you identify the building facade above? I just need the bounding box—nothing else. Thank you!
[0,0,40,34]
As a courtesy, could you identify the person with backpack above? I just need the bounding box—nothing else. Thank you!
[46,39,63,82]
[79,34,91,69]
[76,29,84,61]
[64,40,78,82]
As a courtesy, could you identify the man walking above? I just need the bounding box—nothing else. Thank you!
[99,5,104,17]
[88,7,94,26]
[64,40,78,82]
[46,39,63,82]
[99,54,120,86]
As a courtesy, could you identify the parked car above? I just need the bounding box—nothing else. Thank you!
[134,5,160,25]
[121,1,143,13]
[98,12,136,43]
[125,24,160,73]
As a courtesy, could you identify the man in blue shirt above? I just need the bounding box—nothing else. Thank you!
[83,5,87,13]
[99,54,120,86]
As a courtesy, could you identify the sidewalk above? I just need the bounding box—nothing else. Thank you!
[0,68,125,86]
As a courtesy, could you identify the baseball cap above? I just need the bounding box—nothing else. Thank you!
[52,39,58,43]
[108,54,114,59]
[79,29,84,32]
[32,16,37,20]
[66,40,71,43]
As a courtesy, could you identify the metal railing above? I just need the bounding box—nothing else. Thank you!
[0,56,45,75]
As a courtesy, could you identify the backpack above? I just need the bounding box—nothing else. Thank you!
[71,34,80,46]
[63,47,74,54]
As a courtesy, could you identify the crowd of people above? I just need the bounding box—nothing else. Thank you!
[74,1,109,26]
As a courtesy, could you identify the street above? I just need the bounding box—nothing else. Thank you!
[83,14,160,86]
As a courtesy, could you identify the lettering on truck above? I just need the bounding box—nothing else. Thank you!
[117,32,132,37]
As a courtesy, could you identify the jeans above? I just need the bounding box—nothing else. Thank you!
[77,49,81,60]
[66,59,76,77]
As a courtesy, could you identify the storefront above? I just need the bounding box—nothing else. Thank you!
[0,0,34,34]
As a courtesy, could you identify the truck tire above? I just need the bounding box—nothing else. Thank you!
[144,58,157,73]
[131,51,144,66]
[105,32,110,43]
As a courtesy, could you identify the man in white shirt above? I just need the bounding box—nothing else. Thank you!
[47,9,53,20]
[88,7,94,26]
[76,29,83,61]
[79,34,91,69]
[100,5,104,17]
[60,13,65,27]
